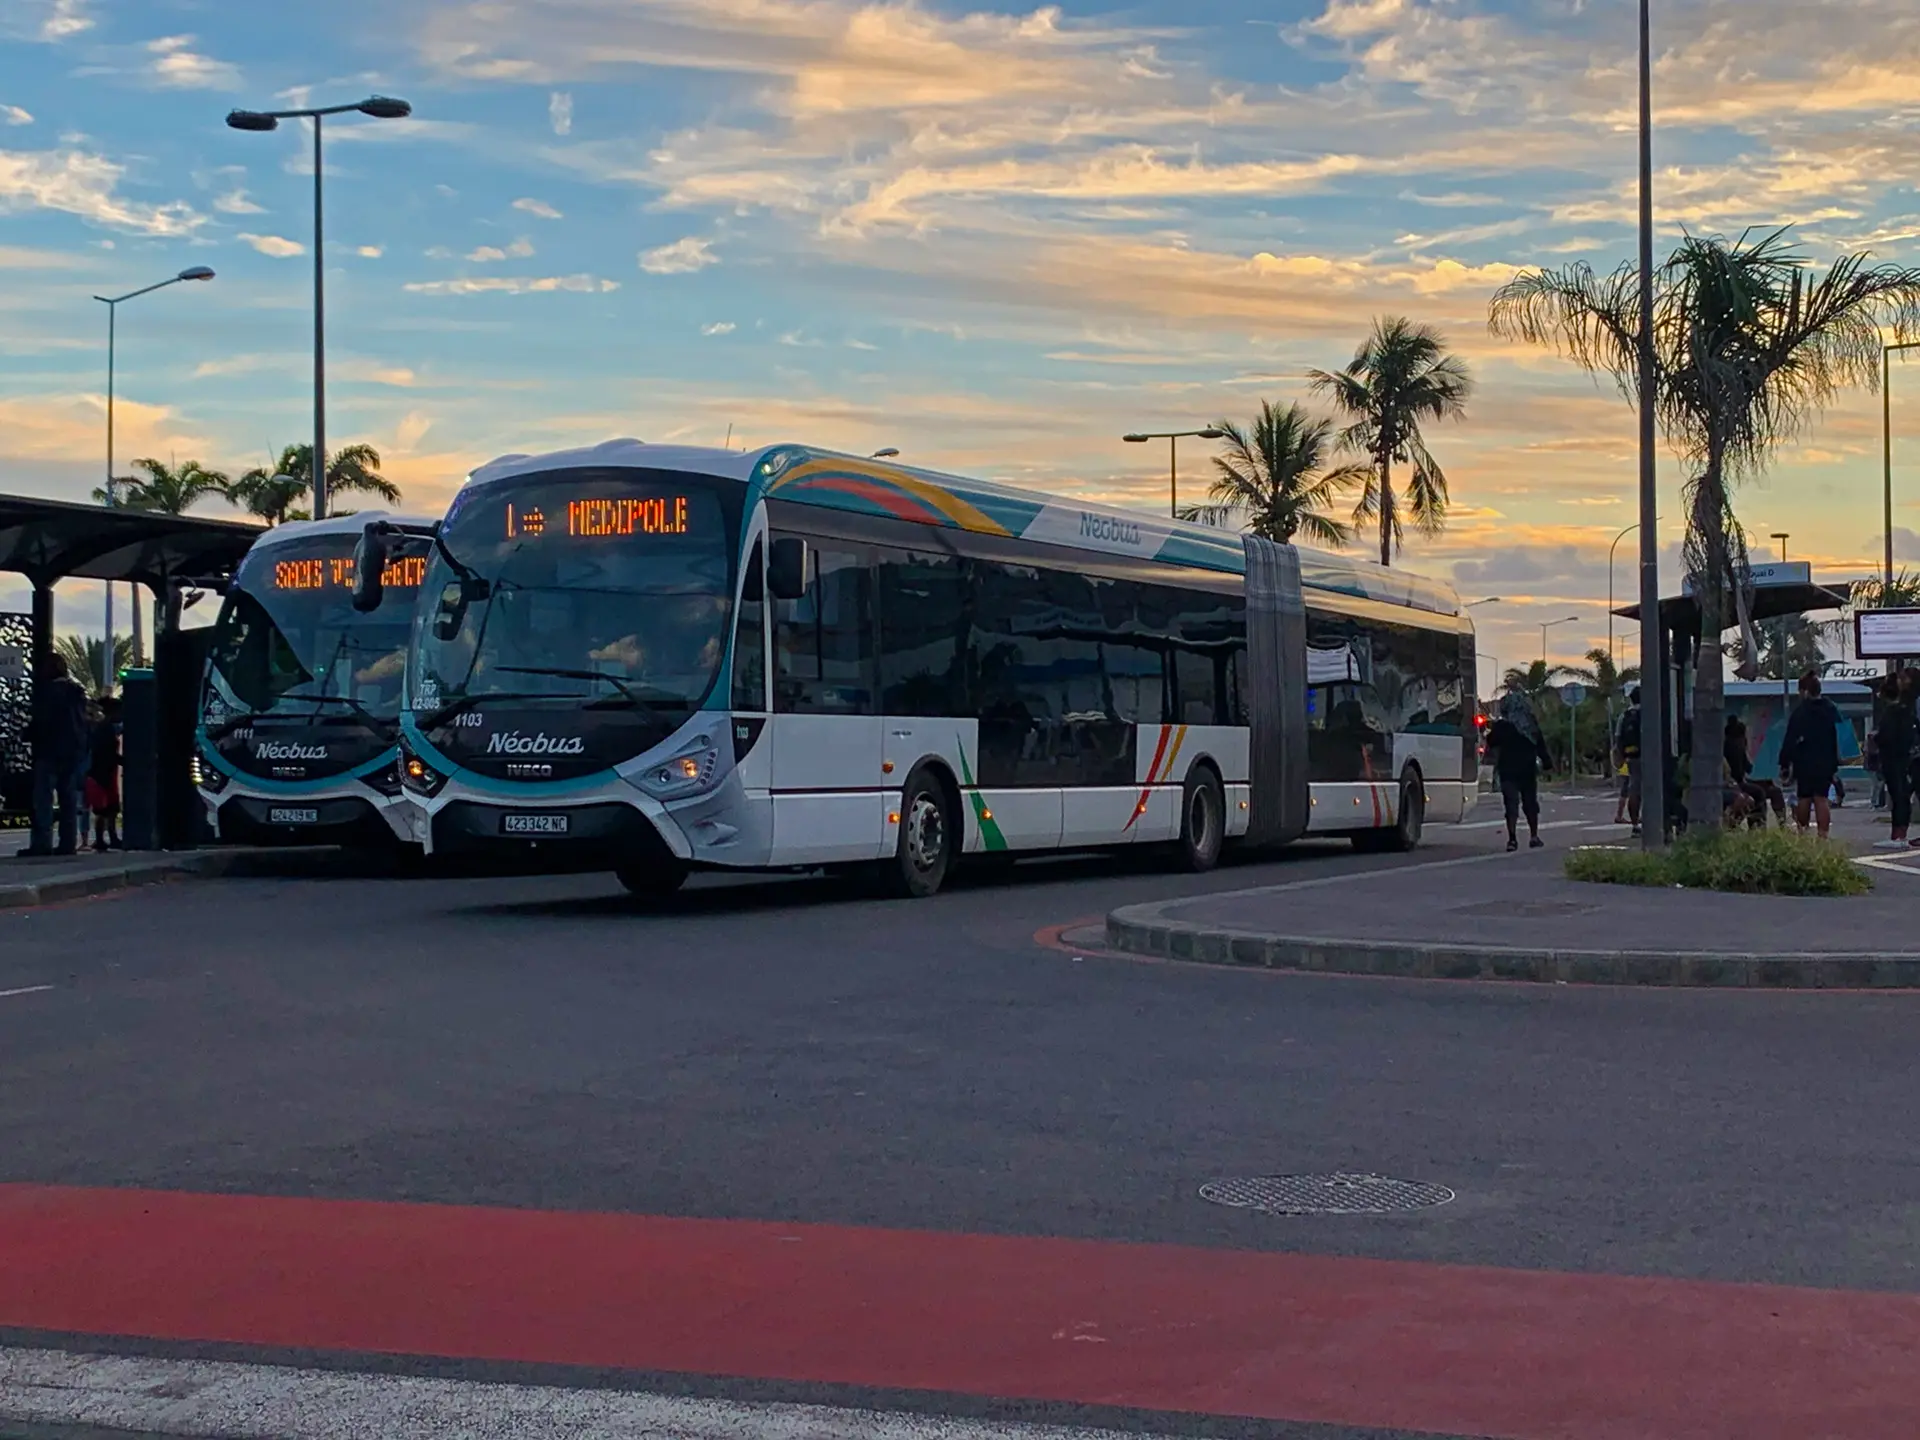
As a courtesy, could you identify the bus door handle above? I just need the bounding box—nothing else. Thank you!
[891,729,914,738]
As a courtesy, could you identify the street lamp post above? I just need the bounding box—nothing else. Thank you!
[1123,428,1226,518]
[94,266,216,685]
[1541,614,1580,667]
[1772,531,1790,708]
[1884,342,1920,594]
[1634,0,1667,848]
[227,94,412,519]
[1606,522,1639,671]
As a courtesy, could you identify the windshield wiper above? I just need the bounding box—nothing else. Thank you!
[413,690,567,730]
[495,665,666,715]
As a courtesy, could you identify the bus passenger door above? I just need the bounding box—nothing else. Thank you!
[770,542,887,863]
[722,535,775,865]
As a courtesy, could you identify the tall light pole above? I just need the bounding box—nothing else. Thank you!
[1771,531,1791,707]
[1634,0,1667,847]
[1541,614,1580,667]
[227,94,412,519]
[1466,596,1503,608]
[1883,342,1920,594]
[95,265,216,685]
[1606,522,1639,671]
[1123,428,1226,518]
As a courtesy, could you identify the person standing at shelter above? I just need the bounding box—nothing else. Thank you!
[1613,687,1644,834]
[1487,692,1548,852]
[1779,670,1842,841]
[85,694,123,852]
[25,652,92,857]
[1871,668,1918,849]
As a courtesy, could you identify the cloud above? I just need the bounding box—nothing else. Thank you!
[549,91,572,135]
[700,321,735,335]
[395,410,434,451]
[0,392,205,464]
[0,146,202,235]
[145,34,241,90]
[212,187,263,215]
[512,196,562,219]
[403,273,620,295]
[356,244,383,258]
[38,0,89,40]
[238,232,304,258]
[465,237,536,262]
[639,235,717,274]
[1,105,30,126]
[0,244,85,268]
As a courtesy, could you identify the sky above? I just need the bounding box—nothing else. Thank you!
[4,0,1920,677]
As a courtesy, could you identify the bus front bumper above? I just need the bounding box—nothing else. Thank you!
[209,791,413,848]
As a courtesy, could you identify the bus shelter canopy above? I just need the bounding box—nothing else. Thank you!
[0,492,259,589]
[1612,581,1849,632]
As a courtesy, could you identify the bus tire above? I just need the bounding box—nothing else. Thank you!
[615,858,689,900]
[1177,765,1225,872]
[1354,769,1425,853]
[884,766,955,898]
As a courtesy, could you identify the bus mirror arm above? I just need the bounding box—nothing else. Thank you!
[768,537,808,601]
[351,523,394,613]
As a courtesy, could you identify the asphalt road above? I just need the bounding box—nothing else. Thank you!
[2,791,1917,1439]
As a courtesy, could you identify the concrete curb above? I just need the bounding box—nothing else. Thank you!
[1104,901,1920,989]
[0,852,240,910]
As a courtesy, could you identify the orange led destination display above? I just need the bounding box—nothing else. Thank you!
[270,553,426,592]
[505,496,692,540]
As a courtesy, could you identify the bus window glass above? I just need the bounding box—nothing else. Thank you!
[877,548,968,716]
[773,544,875,715]
[731,540,766,712]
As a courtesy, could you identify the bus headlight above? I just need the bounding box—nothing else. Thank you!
[362,760,404,797]
[400,746,449,798]
[194,751,228,793]
[636,735,721,800]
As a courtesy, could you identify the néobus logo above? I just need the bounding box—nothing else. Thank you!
[252,740,330,761]
[486,730,587,757]
[1079,512,1143,547]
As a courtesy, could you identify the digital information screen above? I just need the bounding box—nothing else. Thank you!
[1855,607,1920,660]
[271,553,427,592]
[505,495,693,540]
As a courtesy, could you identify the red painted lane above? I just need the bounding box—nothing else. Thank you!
[0,1186,1916,1440]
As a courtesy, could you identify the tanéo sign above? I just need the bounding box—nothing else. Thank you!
[1854,608,1920,660]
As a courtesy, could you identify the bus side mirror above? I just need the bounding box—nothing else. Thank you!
[768,537,807,601]
[351,524,390,613]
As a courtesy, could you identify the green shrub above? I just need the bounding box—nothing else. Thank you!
[1564,828,1872,897]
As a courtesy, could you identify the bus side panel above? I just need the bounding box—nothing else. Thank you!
[769,713,889,863]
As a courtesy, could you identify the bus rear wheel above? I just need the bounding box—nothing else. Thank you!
[615,858,689,900]
[1353,771,1424,853]
[882,767,954,898]
[1177,766,1225,872]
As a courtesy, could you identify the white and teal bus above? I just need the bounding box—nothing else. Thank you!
[352,441,1477,897]
[197,514,433,848]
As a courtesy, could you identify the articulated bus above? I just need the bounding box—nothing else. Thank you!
[353,441,1477,898]
[197,514,433,848]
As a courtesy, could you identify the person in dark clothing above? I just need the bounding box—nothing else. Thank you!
[1871,668,1918,848]
[1613,687,1644,832]
[26,652,93,856]
[84,694,123,852]
[1486,691,1547,851]
[1724,715,1784,828]
[1779,670,1843,839]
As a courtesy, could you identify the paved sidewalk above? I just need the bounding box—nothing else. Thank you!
[0,837,352,909]
[1106,843,1920,987]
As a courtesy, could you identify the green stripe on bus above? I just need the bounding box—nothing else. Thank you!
[955,739,1007,852]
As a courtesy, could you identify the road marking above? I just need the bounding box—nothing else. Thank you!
[0,986,52,1000]
[0,1348,1152,1440]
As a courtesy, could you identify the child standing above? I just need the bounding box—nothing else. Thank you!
[85,694,123,852]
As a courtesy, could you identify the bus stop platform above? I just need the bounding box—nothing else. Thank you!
[0,838,245,909]
[1103,844,1920,988]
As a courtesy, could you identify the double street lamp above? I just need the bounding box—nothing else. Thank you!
[1123,427,1226,518]
[1541,613,1580,667]
[95,265,216,687]
[226,93,412,519]
[1884,342,1920,592]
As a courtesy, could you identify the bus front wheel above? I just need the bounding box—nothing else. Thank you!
[616,858,689,900]
[883,767,954,899]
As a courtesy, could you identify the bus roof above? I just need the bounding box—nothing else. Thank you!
[463,438,1462,619]
[240,511,439,550]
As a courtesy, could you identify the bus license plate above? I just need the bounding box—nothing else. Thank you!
[502,813,569,836]
[268,807,319,825]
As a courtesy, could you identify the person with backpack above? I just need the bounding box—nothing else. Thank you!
[1779,670,1844,841]
[25,652,93,857]
[1487,692,1548,852]
[1613,687,1644,835]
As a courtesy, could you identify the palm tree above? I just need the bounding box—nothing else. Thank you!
[1179,401,1368,545]
[1490,227,1920,828]
[55,634,133,698]
[1559,647,1642,715]
[1501,659,1563,708]
[229,443,401,523]
[1308,316,1472,567]
[96,457,229,514]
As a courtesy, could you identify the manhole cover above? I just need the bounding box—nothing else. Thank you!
[1199,1173,1455,1215]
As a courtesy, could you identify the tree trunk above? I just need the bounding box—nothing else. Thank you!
[1685,460,1728,836]
[1377,457,1393,567]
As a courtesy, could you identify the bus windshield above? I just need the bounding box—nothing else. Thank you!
[204,534,422,724]
[409,468,738,720]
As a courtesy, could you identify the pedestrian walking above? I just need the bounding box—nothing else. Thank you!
[1486,692,1547,852]
[85,694,123,853]
[25,652,93,857]
[1613,687,1644,834]
[1872,669,1918,849]
[1779,670,1843,841]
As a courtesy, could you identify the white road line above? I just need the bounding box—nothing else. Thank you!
[0,986,52,1000]
[0,1347,1153,1440]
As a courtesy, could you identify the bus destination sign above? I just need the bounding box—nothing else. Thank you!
[505,496,692,540]
[272,553,427,592]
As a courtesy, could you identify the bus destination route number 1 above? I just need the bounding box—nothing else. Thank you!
[506,497,692,540]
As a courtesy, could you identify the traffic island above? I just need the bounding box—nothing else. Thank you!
[1104,851,1920,987]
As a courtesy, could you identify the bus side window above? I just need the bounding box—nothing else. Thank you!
[731,539,766,712]
[773,544,875,715]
